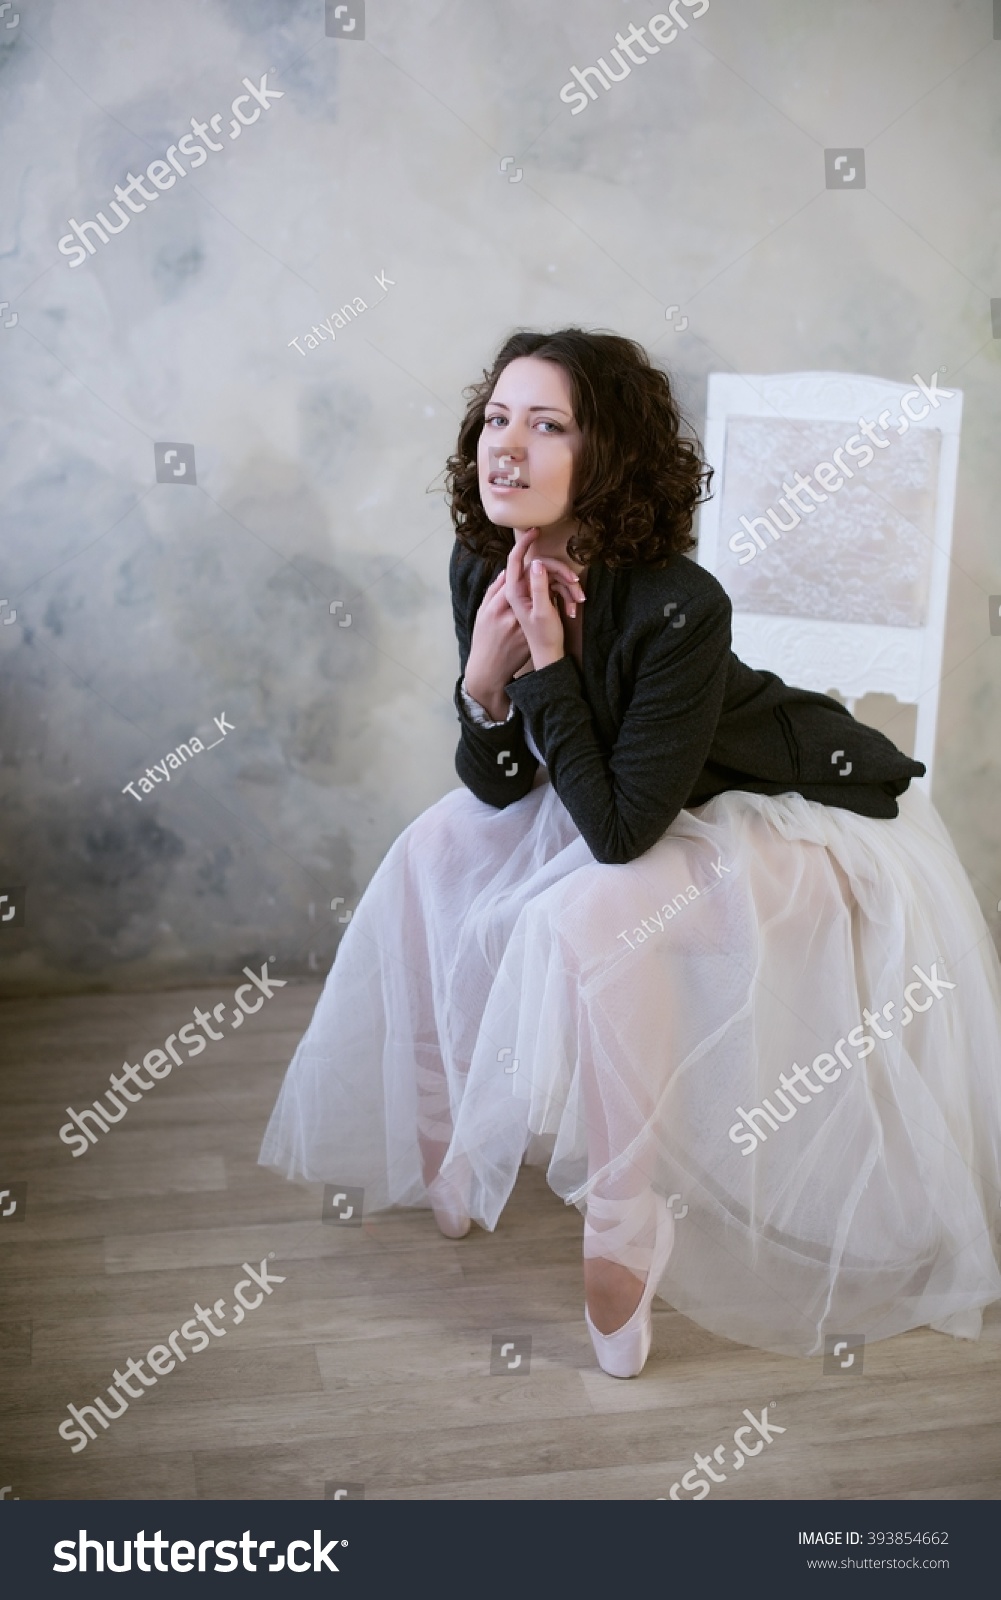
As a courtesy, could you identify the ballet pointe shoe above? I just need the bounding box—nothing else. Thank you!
[583,1191,675,1379]
[427,1171,471,1239]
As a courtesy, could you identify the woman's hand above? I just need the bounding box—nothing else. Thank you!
[520,540,587,620]
[503,527,569,672]
[463,570,534,718]
[464,529,586,708]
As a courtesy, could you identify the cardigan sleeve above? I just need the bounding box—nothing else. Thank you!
[504,584,734,865]
[450,540,540,806]
[459,677,516,727]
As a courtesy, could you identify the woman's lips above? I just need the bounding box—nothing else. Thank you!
[486,449,529,490]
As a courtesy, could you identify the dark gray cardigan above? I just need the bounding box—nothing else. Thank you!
[450,540,926,866]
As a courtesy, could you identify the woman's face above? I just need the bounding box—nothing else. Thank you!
[477,356,583,530]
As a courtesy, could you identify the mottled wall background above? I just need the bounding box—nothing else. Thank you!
[1,0,999,996]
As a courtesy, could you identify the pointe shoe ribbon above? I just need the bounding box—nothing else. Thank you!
[583,1190,675,1379]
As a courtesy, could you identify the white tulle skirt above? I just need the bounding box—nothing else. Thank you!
[259,765,1001,1358]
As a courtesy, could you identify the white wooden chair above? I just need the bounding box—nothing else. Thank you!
[695,371,964,793]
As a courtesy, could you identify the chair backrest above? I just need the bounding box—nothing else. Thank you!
[696,371,964,792]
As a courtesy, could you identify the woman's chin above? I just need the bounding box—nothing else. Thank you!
[486,510,531,531]
[482,496,563,531]
[482,494,532,525]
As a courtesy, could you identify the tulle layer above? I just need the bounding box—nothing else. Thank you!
[259,776,1001,1357]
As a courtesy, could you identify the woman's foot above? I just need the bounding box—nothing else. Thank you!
[583,1257,645,1334]
[582,1190,675,1378]
[427,1171,471,1239]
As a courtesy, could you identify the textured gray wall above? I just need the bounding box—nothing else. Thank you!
[1,0,999,995]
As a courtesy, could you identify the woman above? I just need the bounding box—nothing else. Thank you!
[260,329,1001,1379]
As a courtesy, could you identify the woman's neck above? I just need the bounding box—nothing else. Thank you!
[522,520,588,579]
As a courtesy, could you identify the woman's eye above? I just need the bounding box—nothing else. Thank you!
[536,420,561,433]
[485,414,505,427]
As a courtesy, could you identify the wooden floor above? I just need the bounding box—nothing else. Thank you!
[1,979,999,1502]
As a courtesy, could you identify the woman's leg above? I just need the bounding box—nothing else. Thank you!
[415,1032,475,1236]
[555,850,692,1333]
[401,781,579,1223]
[582,1165,661,1331]
[415,1036,456,1187]
[572,814,858,1336]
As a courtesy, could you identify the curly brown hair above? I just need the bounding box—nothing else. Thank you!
[443,328,713,571]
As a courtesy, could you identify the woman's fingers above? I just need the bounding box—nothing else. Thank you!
[508,530,582,594]
[529,559,561,614]
[496,532,584,619]
[528,560,585,617]
[501,540,531,629]
[509,527,537,560]
[515,541,584,592]
[534,553,584,582]
[505,536,527,585]
[534,558,585,596]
